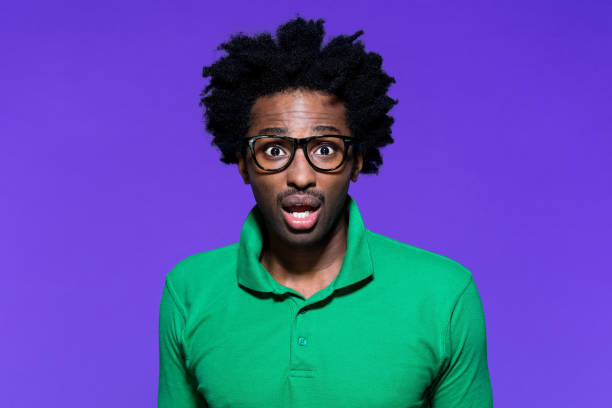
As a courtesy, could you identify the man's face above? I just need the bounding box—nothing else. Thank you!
[237,89,363,248]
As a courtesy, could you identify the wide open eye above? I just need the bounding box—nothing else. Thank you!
[313,144,336,156]
[310,138,343,159]
[307,137,345,169]
[252,137,293,170]
[263,144,288,158]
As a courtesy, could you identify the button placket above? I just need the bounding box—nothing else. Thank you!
[289,300,313,375]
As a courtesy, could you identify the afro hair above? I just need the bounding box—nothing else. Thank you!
[200,17,397,174]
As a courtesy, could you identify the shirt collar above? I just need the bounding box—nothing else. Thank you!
[236,195,374,297]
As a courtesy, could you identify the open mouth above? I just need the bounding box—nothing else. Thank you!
[280,195,322,231]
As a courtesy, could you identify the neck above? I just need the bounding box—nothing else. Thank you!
[260,209,349,295]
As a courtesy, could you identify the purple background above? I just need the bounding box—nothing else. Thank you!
[2,0,610,406]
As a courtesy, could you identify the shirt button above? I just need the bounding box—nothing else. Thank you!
[298,337,307,346]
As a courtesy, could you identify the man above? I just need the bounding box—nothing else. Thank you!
[158,17,493,407]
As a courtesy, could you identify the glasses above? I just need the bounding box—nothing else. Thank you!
[245,135,354,172]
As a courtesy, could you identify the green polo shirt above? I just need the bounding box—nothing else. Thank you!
[158,197,493,407]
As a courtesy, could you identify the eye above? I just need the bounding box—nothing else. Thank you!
[264,145,288,157]
[313,144,336,156]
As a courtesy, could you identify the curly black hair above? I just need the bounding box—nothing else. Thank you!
[200,17,397,174]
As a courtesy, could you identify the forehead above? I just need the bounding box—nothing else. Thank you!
[248,89,349,134]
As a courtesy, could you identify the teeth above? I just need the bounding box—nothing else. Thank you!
[291,211,312,219]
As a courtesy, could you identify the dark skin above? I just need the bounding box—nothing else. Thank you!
[237,89,363,299]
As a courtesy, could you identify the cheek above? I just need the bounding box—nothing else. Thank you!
[250,181,274,205]
[330,165,353,190]
[247,168,282,208]
[321,176,352,210]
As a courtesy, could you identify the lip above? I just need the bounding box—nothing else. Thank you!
[281,207,321,231]
[281,194,322,210]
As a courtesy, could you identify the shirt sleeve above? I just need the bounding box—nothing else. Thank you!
[431,277,493,407]
[158,279,207,407]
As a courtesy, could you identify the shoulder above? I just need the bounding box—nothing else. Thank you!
[164,243,239,309]
[365,230,473,298]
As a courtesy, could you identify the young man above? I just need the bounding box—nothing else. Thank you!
[158,17,493,407]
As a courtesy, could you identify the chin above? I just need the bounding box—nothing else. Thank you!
[279,227,324,248]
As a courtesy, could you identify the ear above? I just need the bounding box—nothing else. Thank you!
[236,152,250,184]
[350,152,364,182]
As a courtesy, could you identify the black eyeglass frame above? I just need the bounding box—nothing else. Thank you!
[245,135,354,173]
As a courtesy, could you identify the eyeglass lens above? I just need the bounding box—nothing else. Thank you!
[253,137,345,170]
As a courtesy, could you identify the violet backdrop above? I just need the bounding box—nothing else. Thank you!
[1,0,610,406]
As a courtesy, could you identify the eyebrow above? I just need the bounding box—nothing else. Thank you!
[257,127,288,134]
[256,125,342,135]
[312,125,341,133]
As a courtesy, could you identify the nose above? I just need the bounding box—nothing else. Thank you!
[285,148,316,190]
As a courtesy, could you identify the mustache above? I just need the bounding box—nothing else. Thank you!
[276,188,325,205]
